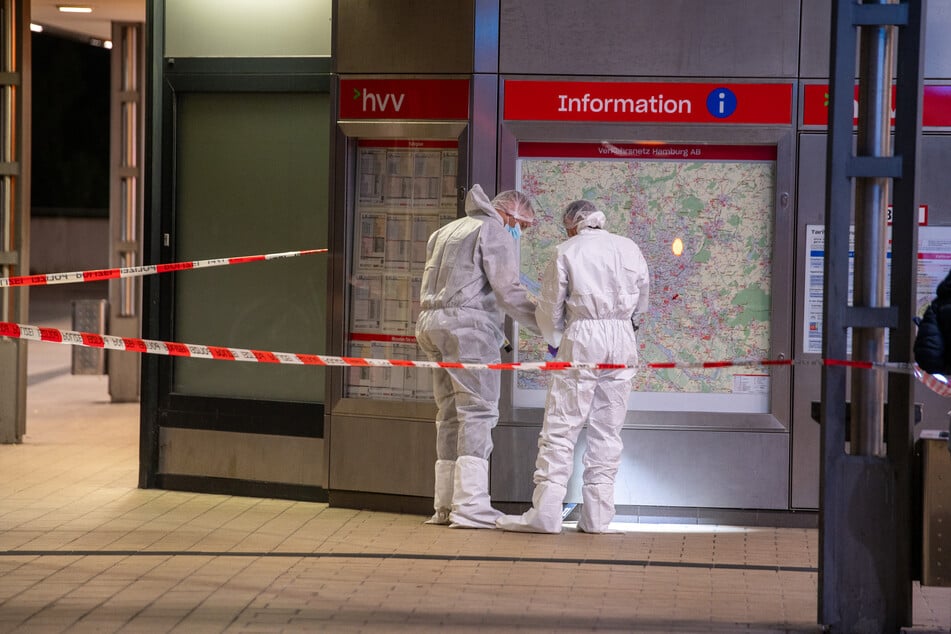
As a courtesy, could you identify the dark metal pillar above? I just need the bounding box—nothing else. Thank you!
[820,0,925,631]
[0,0,30,444]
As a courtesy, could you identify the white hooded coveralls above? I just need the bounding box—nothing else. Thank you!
[415,185,539,527]
[497,211,649,533]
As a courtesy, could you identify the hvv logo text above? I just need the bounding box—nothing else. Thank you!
[353,88,405,113]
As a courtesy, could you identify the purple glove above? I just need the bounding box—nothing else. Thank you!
[547,345,559,358]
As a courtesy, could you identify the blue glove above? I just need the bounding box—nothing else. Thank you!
[547,345,559,358]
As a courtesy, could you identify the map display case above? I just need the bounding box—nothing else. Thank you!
[491,77,798,510]
[513,142,777,414]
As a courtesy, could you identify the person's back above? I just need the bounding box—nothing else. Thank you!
[536,210,649,366]
[915,270,951,375]
[419,215,496,315]
[415,184,540,529]
[497,199,650,535]
[544,229,649,364]
[913,270,951,455]
[418,187,537,332]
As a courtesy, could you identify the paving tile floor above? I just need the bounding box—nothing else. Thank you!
[1,290,949,632]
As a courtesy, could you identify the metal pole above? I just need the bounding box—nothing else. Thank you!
[850,0,897,457]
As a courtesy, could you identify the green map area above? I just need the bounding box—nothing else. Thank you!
[517,156,775,394]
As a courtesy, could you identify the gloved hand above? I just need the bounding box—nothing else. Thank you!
[547,345,559,359]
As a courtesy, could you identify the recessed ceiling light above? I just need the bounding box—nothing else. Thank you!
[57,5,93,13]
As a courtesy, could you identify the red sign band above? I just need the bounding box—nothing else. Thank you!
[802,84,951,128]
[339,79,470,121]
[504,80,793,125]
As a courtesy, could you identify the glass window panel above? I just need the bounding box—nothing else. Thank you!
[165,0,331,58]
[173,92,329,402]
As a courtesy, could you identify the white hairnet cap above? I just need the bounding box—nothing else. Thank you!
[466,185,537,224]
[494,190,536,224]
[563,200,606,230]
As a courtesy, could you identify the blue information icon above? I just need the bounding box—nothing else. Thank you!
[706,87,737,119]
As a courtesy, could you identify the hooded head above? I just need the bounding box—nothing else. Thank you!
[562,199,606,234]
[937,270,951,299]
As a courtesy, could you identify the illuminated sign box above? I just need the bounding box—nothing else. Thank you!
[802,83,951,128]
[339,78,470,120]
[504,80,794,125]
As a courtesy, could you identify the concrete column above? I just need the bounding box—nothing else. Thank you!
[108,22,145,403]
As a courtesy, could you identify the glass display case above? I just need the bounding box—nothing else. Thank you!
[345,139,460,401]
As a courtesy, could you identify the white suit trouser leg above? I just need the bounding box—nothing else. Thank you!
[496,370,590,533]
[439,364,501,529]
[576,371,630,533]
[425,459,455,525]
[419,321,501,462]
[418,323,502,529]
[450,456,502,528]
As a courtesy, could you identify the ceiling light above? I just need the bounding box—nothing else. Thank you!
[30,23,43,32]
[57,5,93,13]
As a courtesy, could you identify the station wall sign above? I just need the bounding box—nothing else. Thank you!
[504,80,793,125]
[339,78,470,120]
[802,83,951,129]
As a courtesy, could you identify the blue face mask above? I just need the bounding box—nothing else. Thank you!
[506,222,522,241]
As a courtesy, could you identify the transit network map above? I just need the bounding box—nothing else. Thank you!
[515,143,776,402]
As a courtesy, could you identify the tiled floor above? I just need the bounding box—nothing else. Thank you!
[1,291,949,632]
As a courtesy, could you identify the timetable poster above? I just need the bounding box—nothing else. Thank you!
[346,139,458,400]
[802,224,951,355]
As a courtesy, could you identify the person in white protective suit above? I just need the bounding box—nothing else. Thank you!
[497,199,650,534]
[415,184,541,528]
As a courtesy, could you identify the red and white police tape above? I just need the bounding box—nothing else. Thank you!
[0,247,924,375]
[914,365,951,397]
[0,320,918,374]
[0,249,328,288]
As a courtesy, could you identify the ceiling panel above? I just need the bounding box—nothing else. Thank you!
[31,0,145,42]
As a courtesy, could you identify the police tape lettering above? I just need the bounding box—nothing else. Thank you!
[0,248,328,288]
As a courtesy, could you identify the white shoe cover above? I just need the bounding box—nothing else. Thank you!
[577,482,618,533]
[424,460,455,525]
[448,456,502,529]
[576,524,624,534]
[495,481,567,534]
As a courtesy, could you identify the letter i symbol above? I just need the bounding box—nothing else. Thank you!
[706,87,737,119]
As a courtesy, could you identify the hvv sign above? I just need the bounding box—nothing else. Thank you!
[356,88,405,113]
[339,79,470,120]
